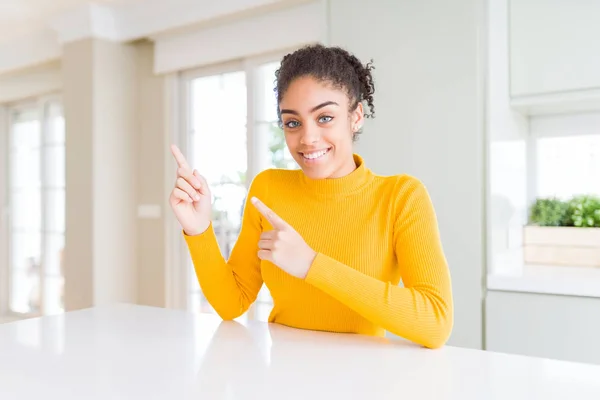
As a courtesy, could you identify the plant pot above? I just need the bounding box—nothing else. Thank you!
[523,226,600,267]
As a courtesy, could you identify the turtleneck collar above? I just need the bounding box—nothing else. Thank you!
[300,153,374,197]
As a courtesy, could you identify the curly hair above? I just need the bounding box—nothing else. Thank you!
[274,44,375,140]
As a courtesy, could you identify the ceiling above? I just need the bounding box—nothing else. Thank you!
[0,0,143,41]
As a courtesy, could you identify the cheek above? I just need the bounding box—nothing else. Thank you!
[284,133,298,150]
[323,124,353,148]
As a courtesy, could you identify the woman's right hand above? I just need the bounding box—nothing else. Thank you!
[169,144,212,236]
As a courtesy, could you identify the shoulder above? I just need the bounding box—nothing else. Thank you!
[248,168,303,194]
[372,173,434,218]
[251,168,302,184]
[372,173,427,198]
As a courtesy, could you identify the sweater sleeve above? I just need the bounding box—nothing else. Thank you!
[304,180,453,348]
[183,172,267,320]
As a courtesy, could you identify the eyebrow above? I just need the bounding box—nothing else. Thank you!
[280,101,339,116]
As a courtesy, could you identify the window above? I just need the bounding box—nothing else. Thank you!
[181,56,297,321]
[529,112,600,201]
[536,134,600,199]
[489,111,600,272]
[2,98,65,318]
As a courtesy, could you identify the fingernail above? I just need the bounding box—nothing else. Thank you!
[251,197,257,204]
[195,194,201,201]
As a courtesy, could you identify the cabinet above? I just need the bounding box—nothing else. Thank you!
[509,0,600,114]
[486,290,600,365]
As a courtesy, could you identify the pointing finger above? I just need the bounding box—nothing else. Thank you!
[251,197,288,230]
[171,144,191,170]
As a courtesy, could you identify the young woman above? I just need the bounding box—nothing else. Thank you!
[170,44,453,349]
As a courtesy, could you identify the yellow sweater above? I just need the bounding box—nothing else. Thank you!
[185,154,453,348]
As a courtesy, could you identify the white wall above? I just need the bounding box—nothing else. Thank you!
[92,39,138,306]
[0,107,7,316]
[487,290,600,365]
[63,38,138,310]
[487,0,528,275]
[0,61,62,104]
[510,0,600,97]
[154,1,325,74]
[328,0,486,349]
[136,41,167,307]
[530,111,600,138]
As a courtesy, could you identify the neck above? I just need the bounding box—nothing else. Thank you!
[328,154,358,178]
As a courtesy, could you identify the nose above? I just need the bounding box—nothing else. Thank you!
[300,124,320,145]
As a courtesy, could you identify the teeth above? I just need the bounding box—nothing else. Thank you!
[303,149,328,159]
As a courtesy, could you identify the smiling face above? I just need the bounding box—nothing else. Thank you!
[279,76,364,179]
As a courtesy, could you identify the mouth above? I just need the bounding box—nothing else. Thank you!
[300,148,332,162]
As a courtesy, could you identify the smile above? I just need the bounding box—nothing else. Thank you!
[301,148,331,160]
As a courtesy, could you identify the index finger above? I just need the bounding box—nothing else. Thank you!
[251,197,287,230]
[170,144,191,169]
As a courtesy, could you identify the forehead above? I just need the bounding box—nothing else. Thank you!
[279,76,349,110]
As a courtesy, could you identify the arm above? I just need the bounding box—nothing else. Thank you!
[184,173,267,320]
[305,180,453,348]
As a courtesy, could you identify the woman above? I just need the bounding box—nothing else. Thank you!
[170,44,453,349]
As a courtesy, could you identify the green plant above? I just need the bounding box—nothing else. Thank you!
[529,195,600,227]
[565,195,600,228]
[529,197,569,226]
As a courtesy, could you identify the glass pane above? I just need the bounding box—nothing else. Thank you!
[266,122,297,170]
[44,275,65,315]
[10,147,41,189]
[10,109,41,149]
[191,71,247,186]
[212,182,247,230]
[190,70,248,262]
[10,189,42,231]
[537,135,600,199]
[45,189,66,233]
[10,268,41,315]
[44,145,65,188]
[258,61,280,122]
[257,284,272,303]
[44,233,65,276]
[254,303,273,322]
[10,231,41,271]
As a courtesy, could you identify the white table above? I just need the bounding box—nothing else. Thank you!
[1,304,599,399]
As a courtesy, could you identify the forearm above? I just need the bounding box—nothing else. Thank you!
[305,253,453,348]
[185,224,259,320]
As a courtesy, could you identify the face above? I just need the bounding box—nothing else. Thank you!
[279,76,364,179]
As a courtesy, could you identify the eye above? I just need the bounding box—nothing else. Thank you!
[318,115,333,123]
[284,120,300,129]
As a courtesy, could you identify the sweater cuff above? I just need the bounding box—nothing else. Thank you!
[305,252,343,289]
[183,222,215,246]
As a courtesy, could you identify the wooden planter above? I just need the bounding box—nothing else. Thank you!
[523,226,600,267]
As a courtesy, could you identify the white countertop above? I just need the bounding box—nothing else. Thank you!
[488,264,600,298]
[1,304,600,399]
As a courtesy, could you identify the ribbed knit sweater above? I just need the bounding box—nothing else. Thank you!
[184,154,453,348]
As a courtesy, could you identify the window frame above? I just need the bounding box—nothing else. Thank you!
[170,50,292,318]
[0,93,63,321]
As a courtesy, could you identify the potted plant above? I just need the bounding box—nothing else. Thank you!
[524,195,600,267]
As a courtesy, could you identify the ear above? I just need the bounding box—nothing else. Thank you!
[351,102,364,133]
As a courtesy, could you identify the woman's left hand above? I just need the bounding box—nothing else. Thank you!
[251,197,317,279]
